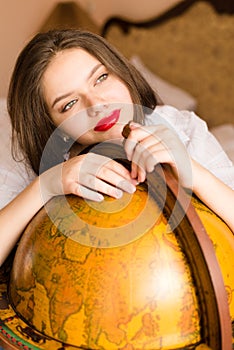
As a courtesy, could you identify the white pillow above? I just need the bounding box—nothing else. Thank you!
[130,55,197,111]
[0,98,12,155]
[0,98,35,209]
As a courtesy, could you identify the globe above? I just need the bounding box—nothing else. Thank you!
[8,173,234,350]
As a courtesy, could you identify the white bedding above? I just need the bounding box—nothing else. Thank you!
[0,99,35,209]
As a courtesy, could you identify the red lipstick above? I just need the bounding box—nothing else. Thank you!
[94,109,120,132]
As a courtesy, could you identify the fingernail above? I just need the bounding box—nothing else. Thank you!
[94,193,104,202]
[132,180,139,185]
[114,189,123,198]
[129,121,139,128]
[119,181,136,194]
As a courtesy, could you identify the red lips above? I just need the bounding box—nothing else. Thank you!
[94,109,120,132]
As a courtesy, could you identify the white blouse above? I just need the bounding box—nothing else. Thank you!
[146,105,234,190]
[0,100,233,209]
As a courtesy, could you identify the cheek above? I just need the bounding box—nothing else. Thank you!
[108,81,132,102]
[117,88,132,103]
[119,103,134,124]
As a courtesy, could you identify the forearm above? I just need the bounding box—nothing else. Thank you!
[0,176,45,266]
[191,159,234,232]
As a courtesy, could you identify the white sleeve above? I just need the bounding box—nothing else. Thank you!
[179,110,234,189]
[149,105,234,189]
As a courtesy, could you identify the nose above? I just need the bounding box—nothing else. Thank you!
[87,103,109,118]
[83,93,108,118]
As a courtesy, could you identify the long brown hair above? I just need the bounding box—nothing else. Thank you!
[7,29,157,174]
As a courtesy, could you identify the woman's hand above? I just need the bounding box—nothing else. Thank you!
[40,153,137,203]
[123,122,192,187]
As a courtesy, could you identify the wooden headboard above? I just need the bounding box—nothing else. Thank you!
[102,0,234,36]
[102,0,234,127]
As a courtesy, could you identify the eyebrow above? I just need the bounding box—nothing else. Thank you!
[51,63,103,109]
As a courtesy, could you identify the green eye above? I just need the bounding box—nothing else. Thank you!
[96,73,108,84]
[63,99,77,112]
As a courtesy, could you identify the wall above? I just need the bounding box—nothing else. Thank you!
[0,0,180,98]
[0,0,58,97]
[78,0,180,25]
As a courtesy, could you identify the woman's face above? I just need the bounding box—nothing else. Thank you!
[42,48,133,145]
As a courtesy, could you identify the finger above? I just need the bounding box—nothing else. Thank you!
[104,159,136,183]
[136,165,146,183]
[132,141,169,181]
[70,183,104,202]
[124,137,138,162]
[130,161,146,183]
[132,139,160,176]
[79,157,137,195]
[143,151,161,173]
[146,143,174,166]
[130,142,146,180]
[78,172,125,199]
[83,154,137,185]
[94,165,136,194]
[124,124,156,161]
[130,161,138,179]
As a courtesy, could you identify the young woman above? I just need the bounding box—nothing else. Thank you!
[0,29,233,266]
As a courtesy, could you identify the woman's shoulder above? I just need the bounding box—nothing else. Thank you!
[146,104,209,138]
[153,105,207,127]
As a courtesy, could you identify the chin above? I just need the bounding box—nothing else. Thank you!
[104,127,123,142]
